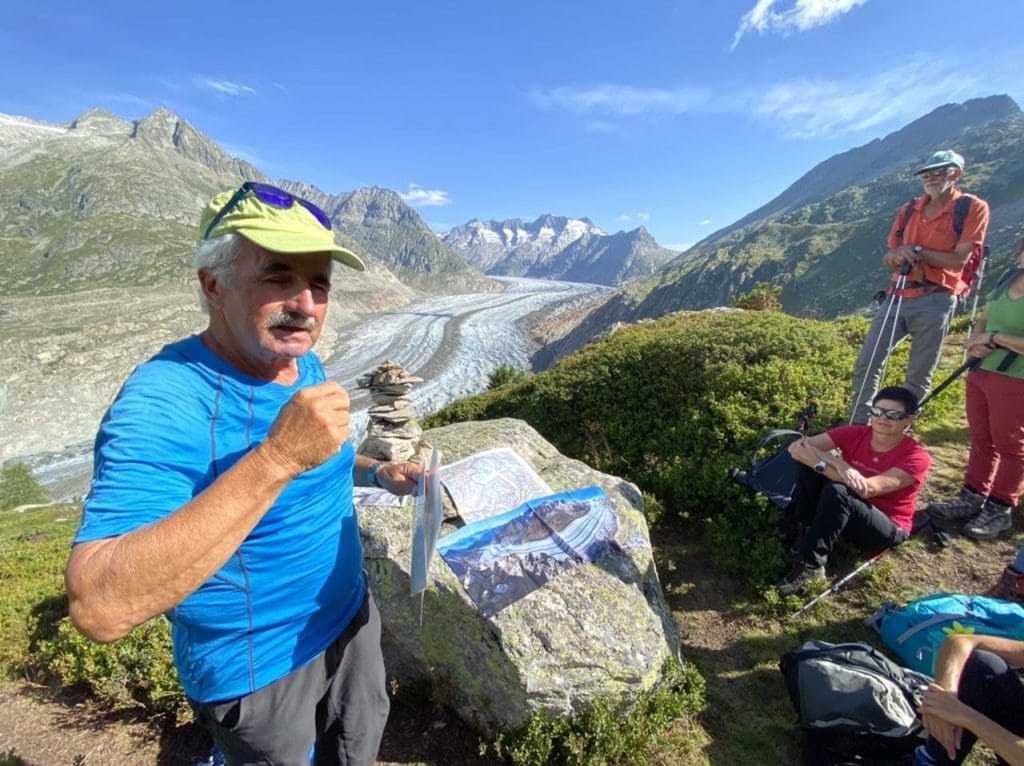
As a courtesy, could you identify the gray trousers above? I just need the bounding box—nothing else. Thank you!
[192,592,390,766]
[849,291,956,424]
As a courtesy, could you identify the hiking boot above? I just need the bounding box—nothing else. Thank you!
[964,499,1013,540]
[988,566,1024,605]
[926,487,986,524]
[777,560,826,597]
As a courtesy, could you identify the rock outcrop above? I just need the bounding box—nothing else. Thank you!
[358,418,680,733]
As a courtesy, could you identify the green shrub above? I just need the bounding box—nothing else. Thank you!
[0,463,48,511]
[485,658,705,766]
[0,505,187,720]
[0,749,26,766]
[488,363,527,389]
[0,506,73,676]
[732,281,783,311]
[426,310,857,585]
[34,616,187,719]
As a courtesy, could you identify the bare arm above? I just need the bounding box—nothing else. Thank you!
[922,635,1024,762]
[353,454,423,496]
[884,240,973,271]
[66,382,350,643]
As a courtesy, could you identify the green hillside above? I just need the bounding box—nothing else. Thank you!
[638,98,1024,320]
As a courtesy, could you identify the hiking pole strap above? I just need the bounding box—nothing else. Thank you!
[748,429,805,470]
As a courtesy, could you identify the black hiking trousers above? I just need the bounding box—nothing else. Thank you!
[914,649,1024,765]
[790,463,907,568]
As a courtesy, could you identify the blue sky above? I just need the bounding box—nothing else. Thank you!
[3,1,1023,250]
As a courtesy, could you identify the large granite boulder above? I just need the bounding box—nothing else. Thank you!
[358,417,681,733]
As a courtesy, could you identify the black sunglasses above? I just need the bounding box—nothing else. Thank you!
[867,405,911,422]
[203,182,332,240]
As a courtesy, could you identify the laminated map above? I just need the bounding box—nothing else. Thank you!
[438,447,553,523]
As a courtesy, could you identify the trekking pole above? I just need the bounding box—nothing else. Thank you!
[793,551,886,617]
[964,245,989,338]
[850,262,912,424]
[917,357,981,410]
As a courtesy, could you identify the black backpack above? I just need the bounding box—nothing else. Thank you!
[779,640,930,765]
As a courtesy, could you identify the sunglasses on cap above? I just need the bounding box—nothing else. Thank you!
[917,167,954,179]
[203,182,332,240]
[867,405,911,421]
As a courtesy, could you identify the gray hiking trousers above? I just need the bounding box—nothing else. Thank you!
[849,290,956,424]
[191,591,390,766]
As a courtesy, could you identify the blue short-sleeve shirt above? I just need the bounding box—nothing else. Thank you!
[76,335,364,703]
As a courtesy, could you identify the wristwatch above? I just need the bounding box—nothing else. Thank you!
[366,462,382,488]
[813,459,828,474]
[912,245,923,255]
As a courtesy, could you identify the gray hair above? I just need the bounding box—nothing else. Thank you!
[193,233,246,314]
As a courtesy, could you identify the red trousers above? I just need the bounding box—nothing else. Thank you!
[965,369,1024,507]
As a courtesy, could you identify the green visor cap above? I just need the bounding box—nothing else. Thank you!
[199,188,366,271]
[915,150,964,175]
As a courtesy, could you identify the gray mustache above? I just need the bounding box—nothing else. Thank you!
[265,310,318,331]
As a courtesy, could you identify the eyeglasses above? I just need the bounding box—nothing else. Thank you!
[868,406,911,421]
[917,167,953,179]
[203,182,332,240]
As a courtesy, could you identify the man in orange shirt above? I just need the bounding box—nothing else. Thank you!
[850,150,990,424]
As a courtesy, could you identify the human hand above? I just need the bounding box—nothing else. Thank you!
[964,336,993,359]
[789,438,813,460]
[260,382,351,477]
[885,246,917,270]
[376,461,423,496]
[838,464,869,496]
[921,684,968,760]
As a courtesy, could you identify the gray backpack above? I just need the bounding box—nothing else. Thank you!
[779,640,930,765]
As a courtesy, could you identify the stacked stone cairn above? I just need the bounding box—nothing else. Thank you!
[357,360,425,463]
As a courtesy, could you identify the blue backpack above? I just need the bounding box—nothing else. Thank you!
[868,592,1024,676]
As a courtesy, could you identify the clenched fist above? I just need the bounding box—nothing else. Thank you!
[260,382,351,477]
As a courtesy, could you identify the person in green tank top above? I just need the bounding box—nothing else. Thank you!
[926,236,1024,541]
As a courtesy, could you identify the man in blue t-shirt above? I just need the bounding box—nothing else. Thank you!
[65,183,423,766]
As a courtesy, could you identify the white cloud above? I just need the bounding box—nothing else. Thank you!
[732,0,868,49]
[750,56,984,137]
[619,212,651,224]
[197,78,256,97]
[530,84,711,117]
[699,219,712,226]
[530,54,992,141]
[399,183,451,207]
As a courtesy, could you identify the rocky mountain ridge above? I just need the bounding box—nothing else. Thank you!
[444,215,678,285]
[0,107,491,298]
[0,105,493,463]
[537,94,1024,366]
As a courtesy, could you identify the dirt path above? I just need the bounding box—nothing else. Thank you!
[0,682,496,766]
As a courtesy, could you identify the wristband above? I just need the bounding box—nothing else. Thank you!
[988,332,998,349]
[366,462,382,488]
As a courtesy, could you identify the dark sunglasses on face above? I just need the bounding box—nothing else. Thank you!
[917,167,953,179]
[868,405,911,421]
[203,182,333,240]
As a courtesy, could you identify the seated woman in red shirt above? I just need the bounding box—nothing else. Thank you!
[778,386,932,596]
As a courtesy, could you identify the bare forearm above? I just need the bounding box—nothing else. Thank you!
[915,246,969,271]
[991,332,1024,356]
[961,709,1024,765]
[67,445,292,642]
